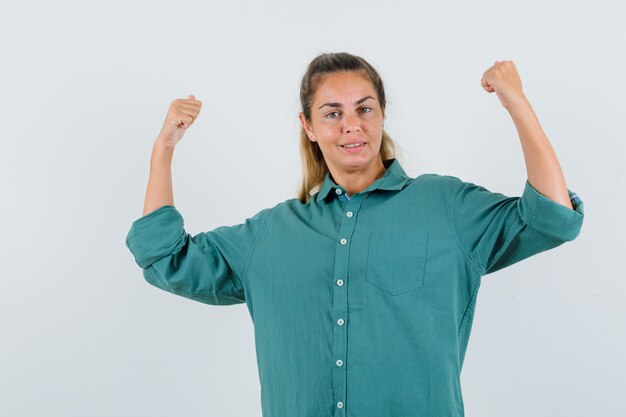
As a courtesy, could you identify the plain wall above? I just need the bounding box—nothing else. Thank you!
[1,0,624,416]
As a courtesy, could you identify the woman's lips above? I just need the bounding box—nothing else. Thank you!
[340,142,366,153]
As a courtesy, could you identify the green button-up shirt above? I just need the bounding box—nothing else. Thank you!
[125,158,584,417]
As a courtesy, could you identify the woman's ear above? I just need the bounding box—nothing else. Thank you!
[298,112,316,142]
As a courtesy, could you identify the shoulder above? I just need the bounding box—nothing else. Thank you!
[256,197,308,219]
[408,173,503,211]
[414,173,508,208]
[408,172,467,195]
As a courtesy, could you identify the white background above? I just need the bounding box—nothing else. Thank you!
[1,0,624,416]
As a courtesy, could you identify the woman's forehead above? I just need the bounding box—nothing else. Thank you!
[314,72,376,103]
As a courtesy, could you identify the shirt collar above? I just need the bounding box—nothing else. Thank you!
[315,158,411,203]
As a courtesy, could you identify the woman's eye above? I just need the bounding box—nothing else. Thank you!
[326,108,371,119]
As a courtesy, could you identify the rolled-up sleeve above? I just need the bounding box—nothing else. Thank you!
[451,178,585,276]
[125,205,269,305]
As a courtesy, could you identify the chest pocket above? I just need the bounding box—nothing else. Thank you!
[365,230,429,296]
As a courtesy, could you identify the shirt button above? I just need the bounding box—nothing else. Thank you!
[339,238,347,245]
[336,359,344,367]
[335,189,343,195]
[337,318,345,326]
[336,279,344,286]
[337,401,344,409]
[346,211,353,217]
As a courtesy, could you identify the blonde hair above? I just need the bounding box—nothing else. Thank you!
[297,52,398,203]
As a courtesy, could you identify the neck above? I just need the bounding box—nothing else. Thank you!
[328,158,387,195]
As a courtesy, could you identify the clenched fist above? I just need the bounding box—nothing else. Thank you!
[480,61,526,111]
[155,94,203,149]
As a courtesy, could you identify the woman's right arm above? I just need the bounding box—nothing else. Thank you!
[126,94,270,305]
[142,94,202,216]
[143,144,174,216]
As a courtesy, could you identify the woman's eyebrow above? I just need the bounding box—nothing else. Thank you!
[318,95,375,110]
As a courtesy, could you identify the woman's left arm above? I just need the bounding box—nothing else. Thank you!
[481,60,573,210]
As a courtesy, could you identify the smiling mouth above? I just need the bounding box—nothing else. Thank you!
[340,142,367,148]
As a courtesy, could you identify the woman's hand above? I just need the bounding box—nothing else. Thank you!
[480,61,526,111]
[155,94,203,149]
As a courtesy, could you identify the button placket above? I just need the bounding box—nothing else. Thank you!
[331,193,363,416]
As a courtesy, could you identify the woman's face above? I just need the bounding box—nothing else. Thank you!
[299,71,385,175]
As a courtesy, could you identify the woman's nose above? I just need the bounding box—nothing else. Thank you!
[343,112,361,133]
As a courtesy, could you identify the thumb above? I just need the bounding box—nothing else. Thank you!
[187,94,195,100]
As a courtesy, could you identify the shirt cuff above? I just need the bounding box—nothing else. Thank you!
[125,205,185,269]
[519,180,584,242]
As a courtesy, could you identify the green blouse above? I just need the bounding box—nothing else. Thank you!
[125,158,584,417]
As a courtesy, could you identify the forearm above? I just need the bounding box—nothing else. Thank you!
[143,143,175,216]
[508,96,573,209]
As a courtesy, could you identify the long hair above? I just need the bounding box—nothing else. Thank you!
[297,52,398,203]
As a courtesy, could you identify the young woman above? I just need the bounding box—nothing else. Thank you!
[126,52,584,417]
